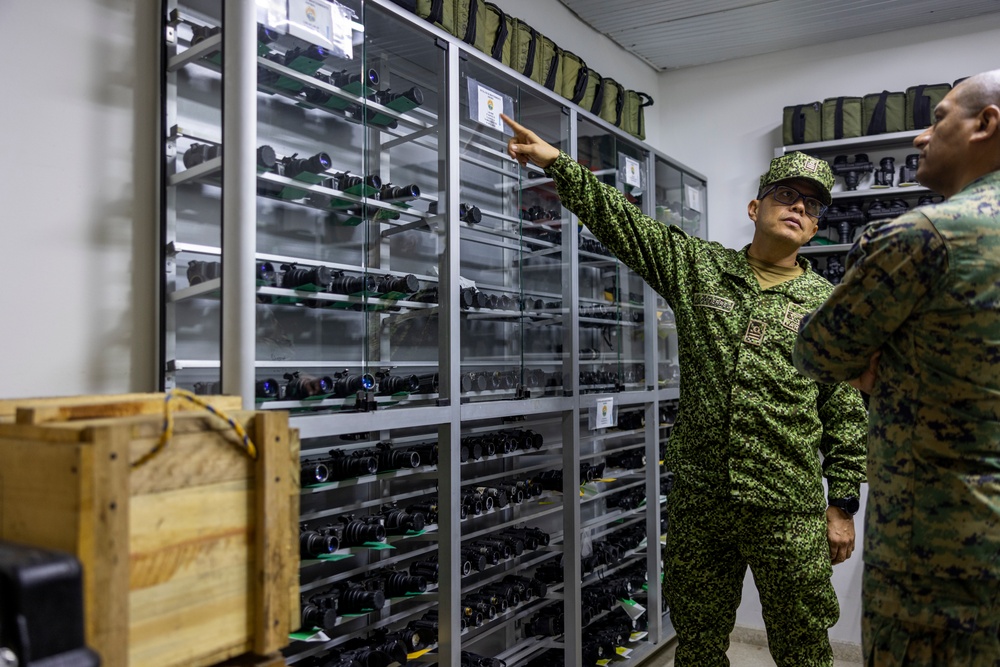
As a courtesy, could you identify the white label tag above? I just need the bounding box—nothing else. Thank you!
[477,85,505,131]
[685,184,702,212]
[595,397,614,429]
[288,0,335,49]
[624,156,641,188]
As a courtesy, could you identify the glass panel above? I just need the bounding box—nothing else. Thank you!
[576,118,648,393]
[458,412,567,658]
[164,1,226,394]
[457,58,570,402]
[249,0,443,413]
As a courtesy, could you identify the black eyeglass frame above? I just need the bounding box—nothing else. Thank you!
[759,184,829,219]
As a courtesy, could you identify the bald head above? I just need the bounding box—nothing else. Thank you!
[912,69,1000,197]
[953,69,1000,116]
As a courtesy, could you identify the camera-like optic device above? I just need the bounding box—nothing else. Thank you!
[831,153,874,190]
[255,377,280,399]
[378,182,421,202]
[283,371,334,399]
[821,204,865,244]
[899,154,920,186]
[304,68,380,111]
[186,259,221,285]
[183,142,220,169]
[872,156,895,188]
[358,86,425,128]
[299,523,340,558]
[333,369,376,397]
[866,198,909,222]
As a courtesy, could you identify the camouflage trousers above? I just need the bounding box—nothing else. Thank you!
[664,494,839,667]
[862,565,1000,666]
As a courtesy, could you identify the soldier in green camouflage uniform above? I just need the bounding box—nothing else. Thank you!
[502,115,867,667]
[794,71,1000,665]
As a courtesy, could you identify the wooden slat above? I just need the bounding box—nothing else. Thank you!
[84,425,131,667]
[252,411,294,654]
[16,394,243,425]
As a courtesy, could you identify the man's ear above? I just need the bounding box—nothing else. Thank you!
[748,199,760,223]
[972,104,1000,142]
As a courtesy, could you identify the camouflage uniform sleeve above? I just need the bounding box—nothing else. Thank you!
[793,212,948,382]
[816,381,868,499]
[546,152,697,306]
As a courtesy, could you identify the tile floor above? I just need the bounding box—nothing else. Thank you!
[647,639,864,667]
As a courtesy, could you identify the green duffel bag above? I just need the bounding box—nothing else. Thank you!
[533,32,562,91]
[415,0,455,35]
[621,90,654,140]
[579,68,603,116]
[782,102,822,145]
[863,90,906,135]
[463,0,513,65]
[906,83,951,130]
[511,19,542,83]
[822,96,863,141]
[597,77,625,127]
[561,50,587,103]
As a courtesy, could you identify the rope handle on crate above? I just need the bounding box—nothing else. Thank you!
[132,389,258,468]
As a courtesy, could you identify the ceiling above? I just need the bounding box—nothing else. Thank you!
[557,0,1000,71]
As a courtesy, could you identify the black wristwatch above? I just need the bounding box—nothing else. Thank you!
[829,496,860,516]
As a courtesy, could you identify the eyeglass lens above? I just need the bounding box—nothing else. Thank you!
[772,186,824,217]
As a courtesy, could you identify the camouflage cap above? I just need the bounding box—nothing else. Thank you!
[758,151,834,205]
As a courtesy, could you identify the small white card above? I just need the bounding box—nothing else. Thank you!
[477,85,505,131]
[288,0,335,48]
[685,184,702,212]
[624,156,641,188]
[595,397,614,429]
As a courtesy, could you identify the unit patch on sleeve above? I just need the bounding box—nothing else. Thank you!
[744,319,767,346]
[694,293,735,313]
[781,304,808,333]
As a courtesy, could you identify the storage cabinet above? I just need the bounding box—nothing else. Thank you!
[158,1,705,664]
[778,129,935,277]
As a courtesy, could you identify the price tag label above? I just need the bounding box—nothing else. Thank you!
[685,184,702,212]
[477,85,505,131]
[288,0,335,47]
[595,397,614,429]
[624,156,641,188]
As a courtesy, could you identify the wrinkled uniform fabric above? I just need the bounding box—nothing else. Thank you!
[547,153,867,666]
[794,170,1000,665]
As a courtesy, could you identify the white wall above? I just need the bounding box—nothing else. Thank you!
[0,0,995,645]
[655,13,1000,646]
[496,0,662,147]
[0,0,159,398]
[656,13,1000,248]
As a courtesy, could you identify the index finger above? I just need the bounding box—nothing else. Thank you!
[500,113,524,133]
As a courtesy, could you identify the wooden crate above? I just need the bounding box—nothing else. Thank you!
[0,394,300,667]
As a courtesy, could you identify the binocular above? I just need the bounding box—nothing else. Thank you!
[831,153,874,190]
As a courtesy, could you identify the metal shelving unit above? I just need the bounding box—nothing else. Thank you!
[158,1,704,665]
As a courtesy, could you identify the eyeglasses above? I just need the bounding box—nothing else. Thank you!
[761,185,828,218]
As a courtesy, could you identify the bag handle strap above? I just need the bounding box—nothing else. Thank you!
[867,90,890,135]
[522,27,538,77]
[914,85,930,127]
[462,0,479,44]
[485,3,508,61]
[792,104,806,144]
[543,45,560,90]
[834,97,845,140]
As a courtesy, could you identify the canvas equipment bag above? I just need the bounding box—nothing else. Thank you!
[821,96,863,141]
[597,76,625,127]
[782,102,822,145]
[511,19,543,83]
[414,0,456,35]
[462,0,513,65]
[532,32,562,91]
[862,90,906,135]
[579,68,604,115]
[621,90,654,140]
[906,83,951,130]
[560,51,588,103]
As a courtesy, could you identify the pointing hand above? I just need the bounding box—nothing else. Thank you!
[501,114,561,169]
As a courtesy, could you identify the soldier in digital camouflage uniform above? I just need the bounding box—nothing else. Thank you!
[794,71,1000,666]
[501,114,867,667]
